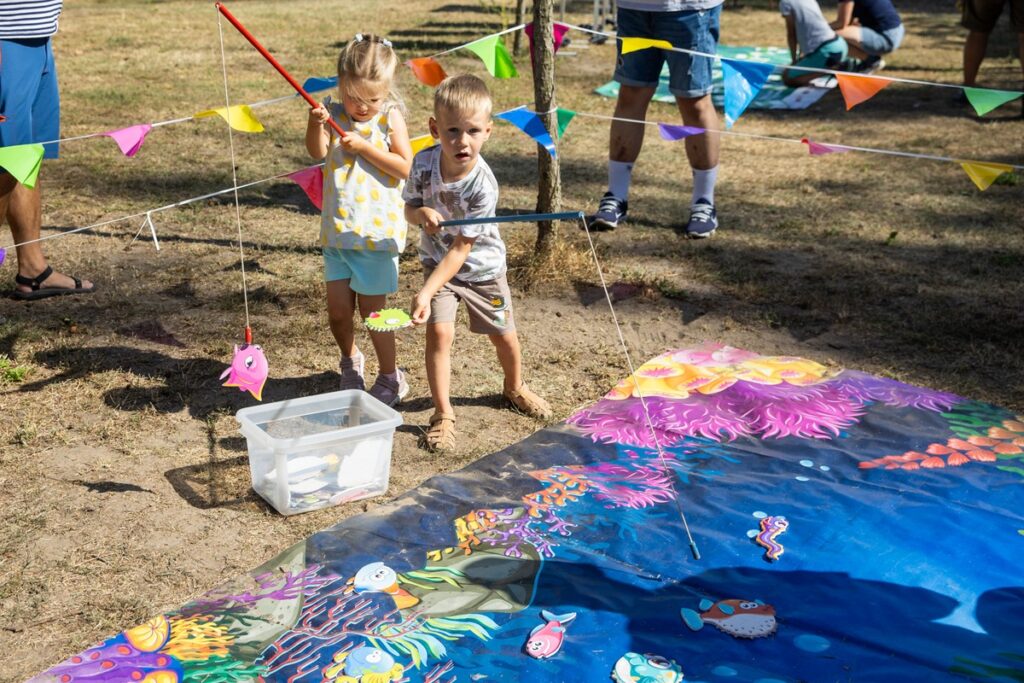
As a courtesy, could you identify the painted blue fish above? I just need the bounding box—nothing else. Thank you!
[681,598,777,639]
[611,651,684,682]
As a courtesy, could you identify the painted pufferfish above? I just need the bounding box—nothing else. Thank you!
[611,651,684,683]
[681,598,777,639]
[323,645,404,683]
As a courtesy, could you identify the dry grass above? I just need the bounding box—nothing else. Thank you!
[1,0,1022,679]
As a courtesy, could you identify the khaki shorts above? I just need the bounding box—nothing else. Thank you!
[962,0,1024,32]
[424,267,515,335]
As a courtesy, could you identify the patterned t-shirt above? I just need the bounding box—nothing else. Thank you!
[320,96,407,254]
[403,146,506,283]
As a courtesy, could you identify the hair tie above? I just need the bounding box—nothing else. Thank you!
[354,33,364,42]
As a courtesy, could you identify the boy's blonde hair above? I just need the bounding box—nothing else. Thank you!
[433,74,492,118]
[337,33,402,108]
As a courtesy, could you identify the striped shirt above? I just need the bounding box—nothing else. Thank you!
[0,0,63,39]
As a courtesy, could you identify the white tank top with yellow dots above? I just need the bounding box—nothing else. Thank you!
[320,96,408,254]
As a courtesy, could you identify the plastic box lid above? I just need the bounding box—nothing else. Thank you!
[235,389,402,450]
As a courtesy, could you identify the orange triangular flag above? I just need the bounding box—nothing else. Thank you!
[960,161,1013,191]
[407,57,447,87]
[836,74,891,110]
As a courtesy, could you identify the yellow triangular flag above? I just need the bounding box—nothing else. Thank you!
[621,37,675,54]
[410,134,436,156]
[195,104,265,133]
[960,161,1014,191]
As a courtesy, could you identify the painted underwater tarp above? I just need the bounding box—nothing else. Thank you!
[32,343,1024,682]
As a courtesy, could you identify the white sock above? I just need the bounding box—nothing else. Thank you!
[692,166,719,206]
[608,160,634,201]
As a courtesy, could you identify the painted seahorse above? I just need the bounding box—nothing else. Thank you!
[755,515,788,562]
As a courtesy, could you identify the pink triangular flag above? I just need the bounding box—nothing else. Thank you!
[287,166,324,210]
[525,21,570,57]
[801,137,849,156]
[103,124,153,157]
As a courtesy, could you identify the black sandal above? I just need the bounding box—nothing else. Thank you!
[14,265,96,301]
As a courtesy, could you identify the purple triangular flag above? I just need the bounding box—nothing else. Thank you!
[801,137,849,156]
[103,124,153,157]
[287,166,324,210]
[658,123,705,141]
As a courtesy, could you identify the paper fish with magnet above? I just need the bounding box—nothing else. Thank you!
[323,645,404,682]
[524,610,576,659]
[611,652,684,683]
[220,344,269,401]
[365,308,412,333]
[681,598,777,639]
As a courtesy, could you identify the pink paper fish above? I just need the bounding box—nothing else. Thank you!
[220,343,269,400]
[524,610,576,659]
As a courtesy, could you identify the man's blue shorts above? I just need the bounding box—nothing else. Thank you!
[614,6,721,99]
[0,38,61,162]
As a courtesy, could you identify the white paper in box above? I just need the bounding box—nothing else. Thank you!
[235,389,402,515]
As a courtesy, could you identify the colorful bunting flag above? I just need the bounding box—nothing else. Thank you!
[287,166,324,210]
[658,123,705,141]
[835,74,891,110]
[556,108,576,138]
[103,123,153,157]
[0,143,44,189]
[409,134,437,156]
[301,76,338,93]
[496,109,557,157]
[464,35,517,79]
[722,58,774,128]
[195,105,265,133]
[524,21,570,59]
[620,37,674,54]
[406,57,447,87]
[963,87,1023,117]
[960,161,1013,191]
[801,137,849,156]
[0,247,5,267]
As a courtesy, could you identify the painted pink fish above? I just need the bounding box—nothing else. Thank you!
[220,343,269,401]
[524,610,576,659]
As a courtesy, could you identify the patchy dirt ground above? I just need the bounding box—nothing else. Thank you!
[1,0,1022,679]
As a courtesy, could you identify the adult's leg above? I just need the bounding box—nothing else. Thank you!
[963,30,990,86]
[835,25,868,59]
[609,84,657,163]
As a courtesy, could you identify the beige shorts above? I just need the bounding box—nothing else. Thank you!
[424,267,516,335]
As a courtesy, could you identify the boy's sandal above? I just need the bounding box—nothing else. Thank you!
[504,383,553,420]
[13,266,96,301]
[423,412,457,452]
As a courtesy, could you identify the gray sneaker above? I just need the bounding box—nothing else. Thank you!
[368,369,409,407]
[339,351,365,391]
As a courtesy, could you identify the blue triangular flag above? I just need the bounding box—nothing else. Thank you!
[495,108,557,157]
[301,76,338,93]
[721,58,774,128]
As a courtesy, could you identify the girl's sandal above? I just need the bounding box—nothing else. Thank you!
[422,412,457,452]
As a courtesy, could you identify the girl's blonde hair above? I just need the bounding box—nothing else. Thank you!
[337,33,403,112]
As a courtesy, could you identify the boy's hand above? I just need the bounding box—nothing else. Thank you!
[417,207,445,235]
[411,291,433,325]
[308,104,329,125]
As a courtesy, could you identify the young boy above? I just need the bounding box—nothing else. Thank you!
[403,74,552,452]
[780,0,849,87]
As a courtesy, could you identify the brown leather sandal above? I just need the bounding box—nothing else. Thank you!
[503,383,552,420]
[422,412,457,452]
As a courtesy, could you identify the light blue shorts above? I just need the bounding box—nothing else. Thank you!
[614,6,721,99]
[0,38,60,160]
[323,247,399,295]
[858,23,904,56]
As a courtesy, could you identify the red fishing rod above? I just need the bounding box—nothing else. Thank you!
[215,2,346,138]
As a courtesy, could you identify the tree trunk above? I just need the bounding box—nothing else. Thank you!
[531,0,561,258]
[513,0,526,56]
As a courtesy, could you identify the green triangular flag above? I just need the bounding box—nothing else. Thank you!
[964,87,1023,116]
[556,108,576,138]
[0,143,45,189]
[464,35,518,79]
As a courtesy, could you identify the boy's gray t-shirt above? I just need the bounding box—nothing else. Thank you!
[780,0,836,55]
[403,146,507,283]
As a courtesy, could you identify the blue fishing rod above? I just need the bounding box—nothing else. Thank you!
[439,210,585,227]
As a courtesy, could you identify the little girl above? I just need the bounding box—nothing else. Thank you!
[306,33,413,406]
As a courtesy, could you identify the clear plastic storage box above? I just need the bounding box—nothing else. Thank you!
[235,390,402,515]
